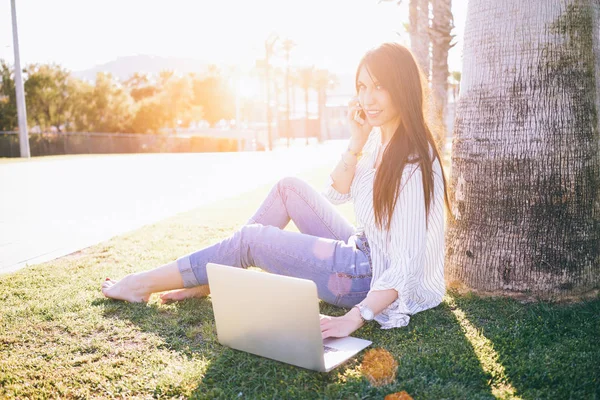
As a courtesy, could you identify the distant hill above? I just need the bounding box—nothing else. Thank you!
[72,54,356,98]
[72,55,210,82]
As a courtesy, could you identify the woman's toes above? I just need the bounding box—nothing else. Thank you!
[102,278,116,287]
[159,286,209,304]
[159,292,171,302]
[101,275,149,303]
[159,290,183,303]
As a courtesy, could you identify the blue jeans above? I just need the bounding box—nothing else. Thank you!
[176,177,372,308]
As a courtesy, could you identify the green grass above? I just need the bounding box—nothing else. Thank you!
[1,166,599,399]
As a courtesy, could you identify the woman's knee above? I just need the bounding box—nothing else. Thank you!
[230,224,261,267]
[277,176,307,192]
[234,223,284,266]
[236,223,277,248]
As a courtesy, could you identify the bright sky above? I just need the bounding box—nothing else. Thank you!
[0,0,467,75]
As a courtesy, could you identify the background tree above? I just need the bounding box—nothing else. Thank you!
[23,64,77,132]
[446,0,600,298]
[280,38,296,146]
[124,72,165,134]
[271,66,284,143]
[0,60,17,131]
[430,0,455,147]
[264,34,279,150]
[129,98,167,134]
[314,69,338,142]
[380,0,431,75]
[190,67,235,127]
[381,0,454,148]
[157,70,193,133]
[123,72,156,102]
[414,0,431,78]
[297,66,315,145]
[179,73,204,129]
[72,72,133,133]
[449,70,461,102]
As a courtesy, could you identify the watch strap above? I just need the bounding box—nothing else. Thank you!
[353,305,366,323]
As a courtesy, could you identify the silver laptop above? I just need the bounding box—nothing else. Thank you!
[206,262,372,372]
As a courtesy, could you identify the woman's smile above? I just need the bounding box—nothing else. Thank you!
[365,109,382,119]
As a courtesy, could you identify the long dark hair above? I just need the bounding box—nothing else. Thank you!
[355,42,450,231]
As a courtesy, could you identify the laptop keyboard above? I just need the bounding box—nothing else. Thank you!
[323,345,339,354]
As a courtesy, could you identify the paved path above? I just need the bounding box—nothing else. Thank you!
[0,142,345,274]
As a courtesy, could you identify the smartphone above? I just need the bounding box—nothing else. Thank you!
[354,108,366,122]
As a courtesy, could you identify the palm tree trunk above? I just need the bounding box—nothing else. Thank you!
[285,57,291,147]
[409,0,431,78]
[430,0,454,149]
[273,74,280,148]
[447,0,600,298]
[265,64,272,151]
[318,87,324,142]
[304,88,309,145]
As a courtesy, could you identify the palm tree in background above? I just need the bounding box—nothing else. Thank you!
[447,0,600,298]
[414,0,431,78]
[449,70,461,101]
[314,69,338,142]
[271,66,285,145]
[381,0,430,74]
[254,33,280,150]
[297,66,315,145]
[280,38,296,147]
[380,0,454,147]
[430,0,455,147]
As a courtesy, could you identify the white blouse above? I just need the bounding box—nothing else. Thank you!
[323,129,446,329]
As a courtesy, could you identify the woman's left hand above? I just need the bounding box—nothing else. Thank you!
[320,308,364,339]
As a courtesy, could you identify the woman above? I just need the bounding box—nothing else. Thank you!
[102,42,450,339]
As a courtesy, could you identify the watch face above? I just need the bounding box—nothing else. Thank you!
[361,305,375,321]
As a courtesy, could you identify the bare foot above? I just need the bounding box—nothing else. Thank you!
[159,285,210,304]
[101,275,151,303]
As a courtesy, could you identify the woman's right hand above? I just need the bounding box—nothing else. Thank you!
[347,96,372,152]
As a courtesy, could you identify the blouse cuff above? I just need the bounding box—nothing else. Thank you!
[370,265,415,329]
[374,306,411,329]
[322,175,351,205]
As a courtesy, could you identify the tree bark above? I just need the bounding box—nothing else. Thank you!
[304,87,309,145]
[430,0,453,144]
[409,0,431,78]
[446,0,600,298]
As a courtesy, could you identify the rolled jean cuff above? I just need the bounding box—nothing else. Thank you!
[177,256,200,288]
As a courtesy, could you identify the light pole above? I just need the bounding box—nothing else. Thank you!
[11,0,30,158]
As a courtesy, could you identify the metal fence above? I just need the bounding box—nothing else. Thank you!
[0,131,240,157]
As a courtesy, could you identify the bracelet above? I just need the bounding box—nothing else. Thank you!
[347,147,363,158]
[341,152,358,171]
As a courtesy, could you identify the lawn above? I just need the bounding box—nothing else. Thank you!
[0,164,598,399]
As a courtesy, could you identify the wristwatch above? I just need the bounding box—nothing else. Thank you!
[354,303,375,322]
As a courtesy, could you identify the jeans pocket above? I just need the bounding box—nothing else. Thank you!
[354,232,372,271]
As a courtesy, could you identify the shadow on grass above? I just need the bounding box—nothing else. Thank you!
[93,294,500,399]
[448,292,600,400]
